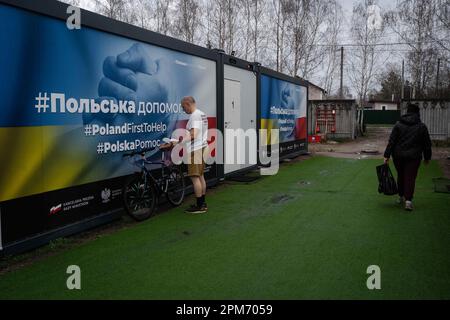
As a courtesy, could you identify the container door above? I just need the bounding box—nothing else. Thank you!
[224,78,242,174]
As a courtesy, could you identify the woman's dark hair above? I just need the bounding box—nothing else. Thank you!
[407,103,420,114]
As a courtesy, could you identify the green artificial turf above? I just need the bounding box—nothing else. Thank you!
[0,156,449,299]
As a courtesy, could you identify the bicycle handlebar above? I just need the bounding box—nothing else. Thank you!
[122,147,157,158]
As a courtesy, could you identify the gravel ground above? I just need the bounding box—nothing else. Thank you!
[309,125,450,177]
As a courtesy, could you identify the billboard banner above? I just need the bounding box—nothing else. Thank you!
[0,3,217,245]
[260,74,307,157]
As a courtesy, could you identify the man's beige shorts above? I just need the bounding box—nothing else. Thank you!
[187,147,207,177]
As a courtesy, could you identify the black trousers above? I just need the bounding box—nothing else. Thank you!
[393,158,421,201]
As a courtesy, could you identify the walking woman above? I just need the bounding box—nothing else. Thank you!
[383,103,432,211]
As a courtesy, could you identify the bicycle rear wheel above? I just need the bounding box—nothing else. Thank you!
[123,174,156,221]
[166,166,185,206]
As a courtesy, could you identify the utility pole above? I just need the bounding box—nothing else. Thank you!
[339,46,344,99]
[436,58,441,97]
[401,60,405,100]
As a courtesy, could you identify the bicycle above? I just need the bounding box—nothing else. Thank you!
[122,146,185,221]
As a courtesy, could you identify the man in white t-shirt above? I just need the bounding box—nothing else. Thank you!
[179,96,208,214]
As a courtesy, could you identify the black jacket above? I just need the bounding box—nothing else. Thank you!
[384,113,432,161]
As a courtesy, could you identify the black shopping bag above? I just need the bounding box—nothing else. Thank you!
[376,163,398,195]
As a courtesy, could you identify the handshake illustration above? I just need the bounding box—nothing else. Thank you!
[99,43,171,104]
[84,43,174,125]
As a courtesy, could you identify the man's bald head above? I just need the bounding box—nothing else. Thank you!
[181,96,196,114]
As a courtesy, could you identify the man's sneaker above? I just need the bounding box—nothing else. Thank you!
[185,204,207,214]
[405,200,413,211]
[188,202,207,211]
[396,196,405,205]
[187,202,207,210]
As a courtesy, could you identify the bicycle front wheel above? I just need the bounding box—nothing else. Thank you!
[166,166,185,206]
[123,174,156,221]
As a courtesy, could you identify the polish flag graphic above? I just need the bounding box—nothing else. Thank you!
[49,204,62,216]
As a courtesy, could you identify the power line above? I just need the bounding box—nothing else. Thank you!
[310,39,449,47]
[319,25,449,45]
[343,48,449,52]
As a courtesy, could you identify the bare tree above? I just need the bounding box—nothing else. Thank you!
[242,0,253,60]
[271,0,288,72]
[208,0,228,50]
[61,0,81,6]
[226,0,239,53]
[300,1,332,80]
[347,0,386,107]
[241,0,265,61]
[252,0,259,61]
[430,0,450,52]
[154,0,172,35]
[387,0,443,98]
[94,0,137,24]
[281,0,335,80]
[203,0,215,48]
[173,0,200,43]
[283,0,309,77]
[205,0,241,54]
[321,1,343,96]
[134,0,153,29]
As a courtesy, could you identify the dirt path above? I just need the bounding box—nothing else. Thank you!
[309,125,393,160]
[309,125,450,177]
